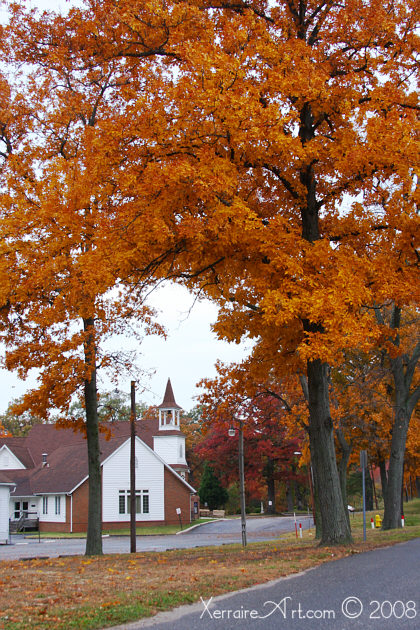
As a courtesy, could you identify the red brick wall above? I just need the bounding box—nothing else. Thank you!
[39,521,69,533]
[71,479,90,533]
[38,495,73,533]
[164,468,192,525]
[65,495,71,530]
[39,479,91,533]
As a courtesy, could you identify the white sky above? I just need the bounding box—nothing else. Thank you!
[0,0,250,415]
[28,0,80,12]
[102,283,250,412]
[1,283,250,415]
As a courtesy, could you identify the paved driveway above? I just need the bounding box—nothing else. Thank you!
[0,515,312,560]
[110,537,420,630]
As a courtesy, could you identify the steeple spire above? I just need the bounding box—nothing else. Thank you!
[153,378,188,480]
[157,378,182,430]
[159,378,181,410]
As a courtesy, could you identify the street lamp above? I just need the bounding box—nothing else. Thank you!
[229,420,247,547]
[294,451,316,527]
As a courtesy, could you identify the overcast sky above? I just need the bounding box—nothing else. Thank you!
[0,0,250,414]
[1,283,249,414]
[102,283,250,412]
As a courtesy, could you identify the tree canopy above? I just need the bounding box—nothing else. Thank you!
[199,463,229,511]
[0,0,418,548]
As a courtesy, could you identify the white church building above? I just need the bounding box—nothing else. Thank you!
[0,379,199,535]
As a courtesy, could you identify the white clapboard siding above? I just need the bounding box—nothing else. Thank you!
[9,497,42,521]
[153,435,187,466]
[10,497,41,519]
[0,486,11,543]
[102,437,165,522]
[0,446,25,470]
[38,495,66,523]
[28,498,41,517]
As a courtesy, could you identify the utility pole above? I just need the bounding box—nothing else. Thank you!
[229,419,247,547]
[130,381,136,553]
[238,420,247,547]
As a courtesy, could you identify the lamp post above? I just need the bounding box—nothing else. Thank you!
[294,451,315,526]
[229,420,247,547]
[360,450,367,542]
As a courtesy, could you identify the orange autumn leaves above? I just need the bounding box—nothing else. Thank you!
[0,2,417,447]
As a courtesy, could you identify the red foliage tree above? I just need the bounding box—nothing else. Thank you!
[197,372,306,511]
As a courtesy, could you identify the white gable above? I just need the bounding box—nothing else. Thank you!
[0,445,26,470]
[101,435,195,523]
[102,437,165,522]
[0,485,13,543]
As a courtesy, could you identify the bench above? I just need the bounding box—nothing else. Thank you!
[212,510,225,518]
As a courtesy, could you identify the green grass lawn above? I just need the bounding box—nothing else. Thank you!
[23,518,216,539]
[350,496,420,528]
[279,497,420,545]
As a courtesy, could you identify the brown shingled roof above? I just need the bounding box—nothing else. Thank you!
[0,414,191,496]
[31,445,93,494]
[7,469,33,496]
[157,378,182,410]
[23,424,87,467]
[0,471,15,485]
[0,438,35,469]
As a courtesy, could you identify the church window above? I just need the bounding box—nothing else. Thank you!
[118,490,149,515]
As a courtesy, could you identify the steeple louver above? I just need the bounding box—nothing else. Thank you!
[157,379,181,430]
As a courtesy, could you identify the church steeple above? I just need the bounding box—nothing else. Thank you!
[157,378,181,430]
[154,378,188,480]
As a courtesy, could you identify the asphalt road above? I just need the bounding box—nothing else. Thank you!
[0,515,312,560]
[110,537,420,630]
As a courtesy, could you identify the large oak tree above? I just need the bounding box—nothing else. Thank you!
[1,0,418,547]
[154,0,418,543]
[0,9,170,554]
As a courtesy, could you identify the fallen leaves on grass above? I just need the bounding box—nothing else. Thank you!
[0,528,419,630]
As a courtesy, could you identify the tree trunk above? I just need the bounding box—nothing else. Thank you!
[375,305,420,530]
[298,99,351,545]
[313,478,322,540]
[379,458,388,500]
[83,317,103,556]
[416,477,420,499]
[382,407,409,529]
[365,465,373,511]
[265,458,276,514]
[307,360,352,545]
[370,464,379,510]
[295,482,305,510]
[285,482,294,512]
[336,427,351,530]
